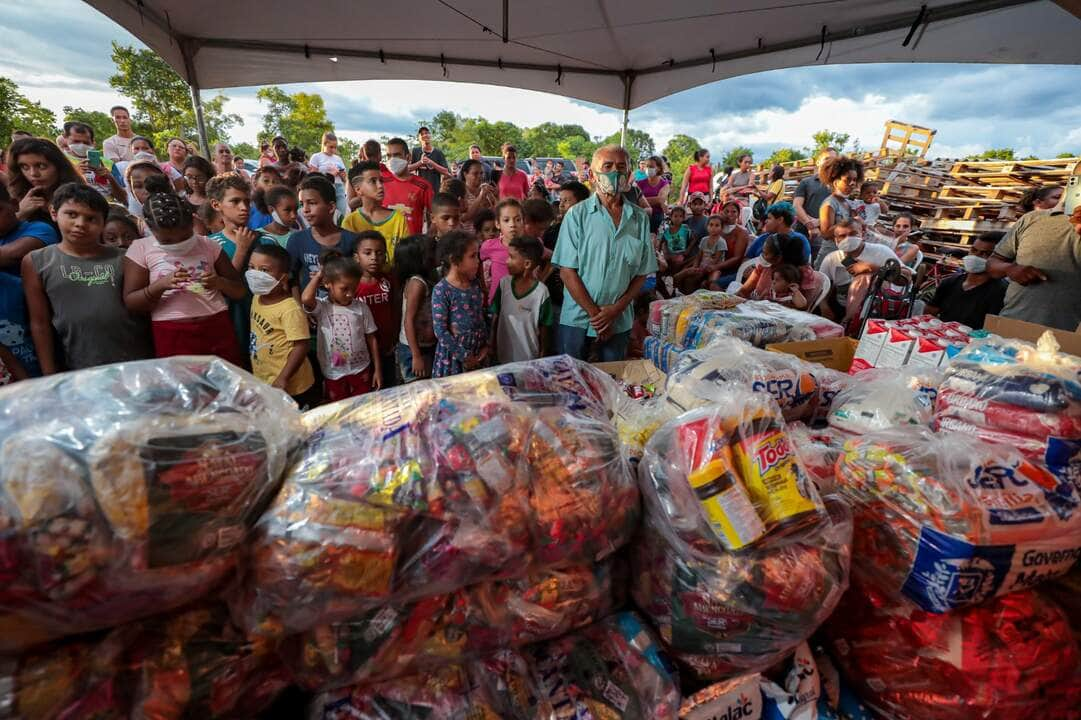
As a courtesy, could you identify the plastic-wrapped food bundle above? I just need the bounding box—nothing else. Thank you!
[0,604,288,720]
[935,334,1081,466]
[311,612,681,720]
[648,291,744,339]
[835,427,1081,612]
[644,335,691,373]
[787,423,850,494]
[633,398,852,680]
[0,357,299,651]
[828,368,940,434]
[283,560,619,690]
[826,584,1081,720]
[240,358,638,637]
[666,339,820,421]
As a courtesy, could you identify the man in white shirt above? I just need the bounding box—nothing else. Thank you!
[102,105,135,162]
[818,219,908,322]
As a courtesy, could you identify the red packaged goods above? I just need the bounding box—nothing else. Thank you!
[827,584,1081,720]
[311,612,681,719]
[0,604,289,720]
[665,339,820,422]
[835,427,1081,613]
[633,395,851,680]
[0,357,300,651]
[238,358,638,638]
[282,561,618,690]
[935,335,1081,468]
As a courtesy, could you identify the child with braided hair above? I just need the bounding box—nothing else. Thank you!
[123,175,247,363]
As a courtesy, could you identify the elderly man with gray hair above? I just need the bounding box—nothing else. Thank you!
[552,144,656,361]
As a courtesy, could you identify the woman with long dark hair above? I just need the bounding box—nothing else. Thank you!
[6,138,85,223]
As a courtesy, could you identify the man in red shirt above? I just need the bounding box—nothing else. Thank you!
[382,137,433,235]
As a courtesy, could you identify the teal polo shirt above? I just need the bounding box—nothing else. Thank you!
[552,192,656,337]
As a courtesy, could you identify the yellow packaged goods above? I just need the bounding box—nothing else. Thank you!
[0,357,300,651]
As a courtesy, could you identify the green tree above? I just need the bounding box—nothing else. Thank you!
[61,107,115,148]
[255,87,334,153]
[521,122,593,157]
[337,137,360,164]
[231,142,259,162]
[721,147,754,168]
[555,135,596,161]
[1057,151,1078,159]
[763,147,808,166]
[109,42,241,151]
[663,134,703,203]
[964,148,1015,161]
[0,77,57,141]
[418,111,461,147]
[811,129,850,154]
[599,128,655,159]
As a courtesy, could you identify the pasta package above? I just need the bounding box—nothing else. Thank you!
[826,584,1081,720]
[0,357,300,650]
[310,612,681,720]
[283,561,619,690]
[238,357,638,637]
[835,427,1081,612]
[633,397,851,680]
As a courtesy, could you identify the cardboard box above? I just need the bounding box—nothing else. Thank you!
[592,359,666,387]
[907,334,947,369]
[983,315,1081,357]
[876,327,918,368]
[853,319,890,368]
[765,338,858,372]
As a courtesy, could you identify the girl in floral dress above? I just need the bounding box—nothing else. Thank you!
[431,230,489,377]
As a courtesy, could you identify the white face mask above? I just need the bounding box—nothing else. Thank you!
[722,224,736,233]
[838,236,862,254]
[245,269,281,295]
[387,157,408,176]
[646,167,658,178]
[156,234,199,255]
[133,151,157,163]
[67,142,91,158]
[271,209,295,228]
[962,255,988,274]
[127,194,143,218]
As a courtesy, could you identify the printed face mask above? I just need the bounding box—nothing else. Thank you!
[962,255,988,274]
[593,170,628,196]
[245,269,281,295]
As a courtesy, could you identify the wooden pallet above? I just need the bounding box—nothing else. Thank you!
[937,184,1029,201]
[949,158,1079,187]
[879,120,936,158]
[932,204,1016,222]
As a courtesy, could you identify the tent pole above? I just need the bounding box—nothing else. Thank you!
[180,39,211,158]
[620,108,629,148]
[619,73,634,148]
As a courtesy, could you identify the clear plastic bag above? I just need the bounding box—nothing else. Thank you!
[282,560,619,691]
[309,612,681,720]
[648,291,744,340]
[238,358,638,637]
[826,584,1081,720]
[827,367,940,434]
[665,339,822,422]
[786,422,850,494]
[936,335,1081,466]
[633,397,852,680]
[834,427,1081,612]
[0,357,300,651]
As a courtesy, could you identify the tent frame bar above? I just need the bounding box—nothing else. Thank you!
[179,38,211,157]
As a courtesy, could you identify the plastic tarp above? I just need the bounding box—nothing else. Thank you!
[83,1,1081,110]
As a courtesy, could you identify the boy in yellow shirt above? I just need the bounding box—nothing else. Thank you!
[246,243,316,405]
[343,161,409,264]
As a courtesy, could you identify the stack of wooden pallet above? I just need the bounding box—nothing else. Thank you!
[752,121,1078,256]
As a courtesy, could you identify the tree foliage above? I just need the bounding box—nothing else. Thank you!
[0,78,57,141]
[108,42,241,150]
[231,142,259,162]
[663,134,703,203]
[599,128,655,160]
[763,147,808,166]
[1056,151,1078,159]
[965,147,1016,161]
[720,147,754,169]
[256,86,335,153]
[811,129,851,154]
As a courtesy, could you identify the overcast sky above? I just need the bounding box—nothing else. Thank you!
[4,0,1081,160]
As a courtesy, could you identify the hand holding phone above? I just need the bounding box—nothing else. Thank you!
[87,149,103,169]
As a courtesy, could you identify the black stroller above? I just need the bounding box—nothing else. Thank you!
[849,258,917,337]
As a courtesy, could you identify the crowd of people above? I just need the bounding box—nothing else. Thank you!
[0,103,1077,398]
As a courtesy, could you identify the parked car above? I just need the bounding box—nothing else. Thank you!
[530,157,576,182]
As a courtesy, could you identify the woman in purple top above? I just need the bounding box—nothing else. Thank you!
[635,156,669,233]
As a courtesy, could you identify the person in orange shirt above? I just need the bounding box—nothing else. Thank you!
[382,137,433,235]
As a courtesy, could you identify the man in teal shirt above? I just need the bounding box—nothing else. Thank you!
[553,144,657,361]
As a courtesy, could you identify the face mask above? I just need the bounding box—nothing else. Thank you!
[156,234,199,255]
[127,194,143,218]
[271,209,295,228]
[134,151,157,163]
[387,157,408,175]
[245,269,281,295]
[962,255,987,274]
[722,224,736,233]
[593,170,628,196]
[67,143,91,158]
[838,236,862,254]
[646,167,658,178]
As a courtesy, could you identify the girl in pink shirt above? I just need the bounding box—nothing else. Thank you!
[123,181,248,363]
[481,198,522,303]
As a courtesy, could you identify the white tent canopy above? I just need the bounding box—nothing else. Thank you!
[85,0,1081,149]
